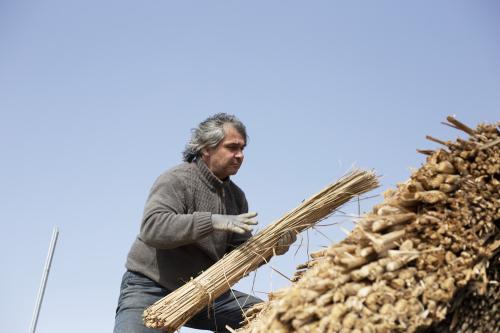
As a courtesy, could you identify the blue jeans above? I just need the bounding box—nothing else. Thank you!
[113,271,262,333]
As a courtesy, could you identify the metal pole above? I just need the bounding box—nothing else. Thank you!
[29,227,59,333]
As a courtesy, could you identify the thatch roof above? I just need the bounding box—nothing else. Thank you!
[237,117,499,333]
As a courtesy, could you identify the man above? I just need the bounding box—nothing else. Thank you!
[114,113,296,333]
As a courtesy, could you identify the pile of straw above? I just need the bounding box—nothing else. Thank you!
[143,170,379,331]
[237,117,499,333]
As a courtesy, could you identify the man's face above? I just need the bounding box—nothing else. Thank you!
[202,124,246,180]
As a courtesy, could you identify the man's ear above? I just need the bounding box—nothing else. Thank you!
[201,148,210,158]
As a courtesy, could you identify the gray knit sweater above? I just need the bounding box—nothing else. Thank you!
[125,158,251,290]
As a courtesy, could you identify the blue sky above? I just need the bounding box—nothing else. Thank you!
[1,1,498,332]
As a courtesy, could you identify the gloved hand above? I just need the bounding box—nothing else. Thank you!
[275,230,297,255]
[211,212,258,234]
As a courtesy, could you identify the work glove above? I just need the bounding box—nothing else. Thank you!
[211,212,258,234]
[274,230,297,256]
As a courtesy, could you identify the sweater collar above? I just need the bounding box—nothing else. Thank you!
[195,158,230,190]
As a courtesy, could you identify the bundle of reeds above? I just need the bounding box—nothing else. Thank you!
[426,251,499,333]
[237,117,499,333]
[142,170,379,331]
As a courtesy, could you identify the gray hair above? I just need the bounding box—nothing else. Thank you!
[182,113,247,162]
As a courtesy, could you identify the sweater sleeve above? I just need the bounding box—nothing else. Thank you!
[139,171,214,249]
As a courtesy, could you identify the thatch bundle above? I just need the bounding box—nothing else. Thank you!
[236,117,499,333]
[426,251,499,333]
[143,170,379,331]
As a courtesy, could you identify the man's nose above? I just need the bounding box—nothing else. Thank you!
[235,150,244,159]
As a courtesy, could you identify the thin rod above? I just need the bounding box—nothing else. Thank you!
[29,227,59,333]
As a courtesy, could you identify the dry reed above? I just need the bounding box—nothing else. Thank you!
[237,117,499,333]
[142,169,379,331]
